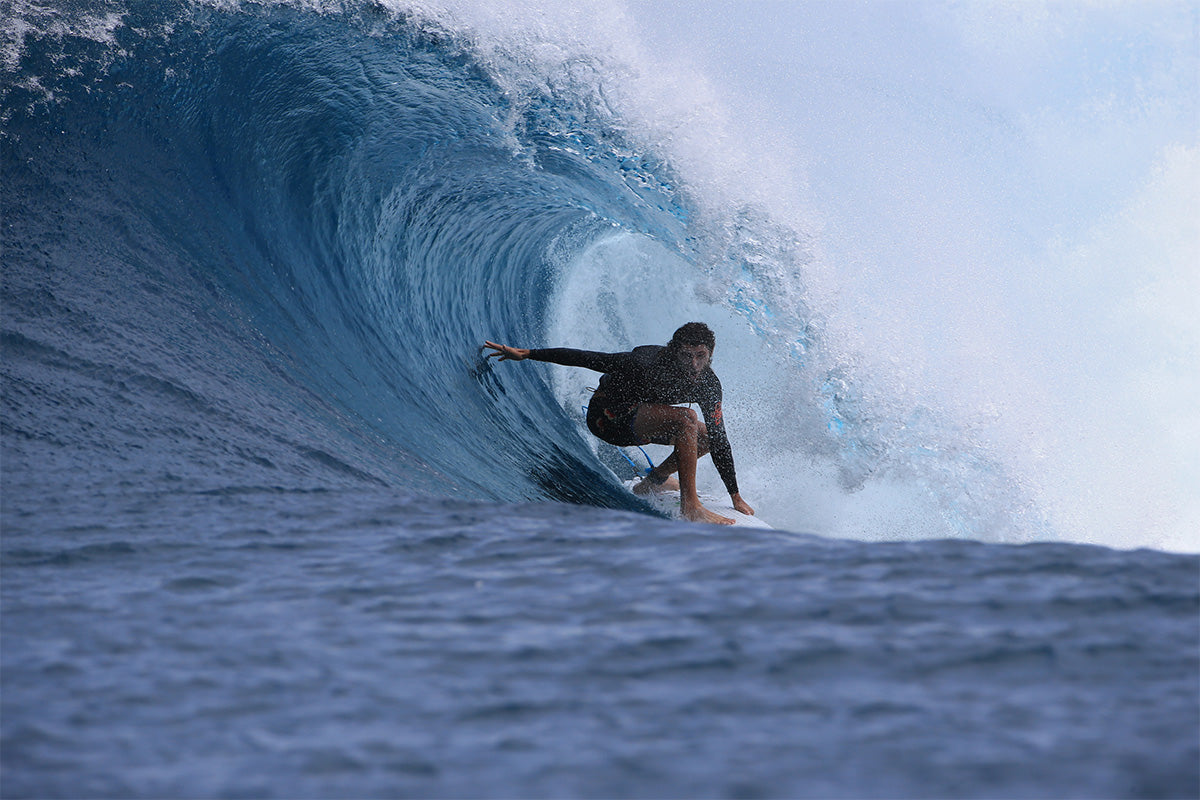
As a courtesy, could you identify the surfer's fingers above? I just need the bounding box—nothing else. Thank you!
[483,341,506,359]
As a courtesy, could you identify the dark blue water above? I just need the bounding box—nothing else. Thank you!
[2,3,1197,797]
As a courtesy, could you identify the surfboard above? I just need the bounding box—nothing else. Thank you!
[623,479,772,529]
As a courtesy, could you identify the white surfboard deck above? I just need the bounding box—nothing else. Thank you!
[623,479,772,529]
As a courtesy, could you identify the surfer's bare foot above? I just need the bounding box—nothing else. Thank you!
[632,475,680,495]
[681,501,735,525]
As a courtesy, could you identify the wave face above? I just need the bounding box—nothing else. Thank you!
[3,1,675,509]
[4,0,1056,542]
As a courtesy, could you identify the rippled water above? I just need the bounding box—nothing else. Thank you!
[3,488,1197,798]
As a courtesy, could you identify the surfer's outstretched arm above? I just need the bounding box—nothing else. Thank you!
[485,342,631,373]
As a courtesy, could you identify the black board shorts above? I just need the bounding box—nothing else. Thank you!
[586,392,648,447]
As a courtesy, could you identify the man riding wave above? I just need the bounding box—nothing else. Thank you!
[484,322,753,525]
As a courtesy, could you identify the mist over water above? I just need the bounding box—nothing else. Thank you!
[613,0,1200,551]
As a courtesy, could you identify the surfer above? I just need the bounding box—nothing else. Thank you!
[484,322,754,525]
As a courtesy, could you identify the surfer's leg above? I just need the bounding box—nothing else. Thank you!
[630,405,732,525]
[641,424,708,488]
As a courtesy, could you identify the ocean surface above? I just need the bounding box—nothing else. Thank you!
[2,2,1197,798]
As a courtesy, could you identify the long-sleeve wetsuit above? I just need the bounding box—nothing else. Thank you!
[527,345,740,497]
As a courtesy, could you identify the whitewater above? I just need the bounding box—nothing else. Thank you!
[2,1,1197,797]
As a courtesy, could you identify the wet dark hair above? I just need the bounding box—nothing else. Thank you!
[668,322,715,353]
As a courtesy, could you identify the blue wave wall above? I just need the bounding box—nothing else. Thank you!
[3,2,688,509]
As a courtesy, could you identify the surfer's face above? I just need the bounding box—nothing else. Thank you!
[675,344,712,379]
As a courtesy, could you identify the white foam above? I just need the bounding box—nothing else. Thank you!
[2,1,127,76]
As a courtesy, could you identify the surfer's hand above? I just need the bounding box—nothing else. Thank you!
[484,341,530,361]
[731,494,755,516]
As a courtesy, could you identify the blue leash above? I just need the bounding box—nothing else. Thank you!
[620,445,657,476]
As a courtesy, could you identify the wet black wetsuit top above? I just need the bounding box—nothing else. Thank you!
[527,345,739,496]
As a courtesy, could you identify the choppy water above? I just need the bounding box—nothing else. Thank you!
[4,489,1197,798]
[2,2,1197,797]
